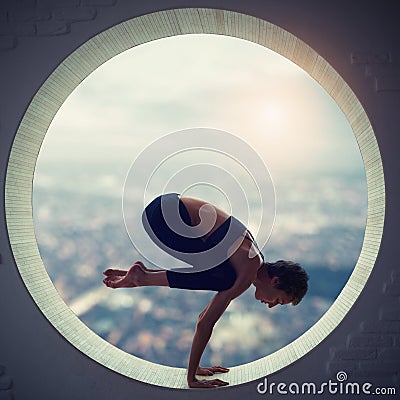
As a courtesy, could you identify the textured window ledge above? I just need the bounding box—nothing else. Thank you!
[5,8,385,389]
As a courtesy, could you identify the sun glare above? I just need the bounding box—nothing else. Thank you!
[261,103,287,130]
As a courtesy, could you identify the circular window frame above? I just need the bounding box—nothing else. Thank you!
[5,8,385,389]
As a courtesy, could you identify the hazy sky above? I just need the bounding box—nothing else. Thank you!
[38,34,364,180]
[33,34,368,365]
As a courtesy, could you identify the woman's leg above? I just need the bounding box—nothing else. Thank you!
[103,262,169,288]
[166,261,236,292]
[103,261,166,277]
[104,260,236,292]
[142,193,206,266]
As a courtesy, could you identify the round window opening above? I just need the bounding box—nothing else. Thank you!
[33,34,366,367]
[6,9,384,389]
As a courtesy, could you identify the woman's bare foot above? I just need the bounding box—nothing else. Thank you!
[102,268,127,286]
[103,261,147,278]
[103,268,128,277]
[103,263,145,288]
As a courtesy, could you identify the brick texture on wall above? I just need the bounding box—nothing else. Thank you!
[351,51,400,92]
[0,0,117,50]
[0,0,398,396]
[328,268,400,386]
[0,365,13,400]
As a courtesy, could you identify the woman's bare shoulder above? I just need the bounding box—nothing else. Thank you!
[230,243,261,283]
[180,196,230,223]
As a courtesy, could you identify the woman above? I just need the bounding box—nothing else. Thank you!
[103,193,308,388]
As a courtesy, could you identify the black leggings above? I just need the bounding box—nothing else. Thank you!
[142,193,238,292]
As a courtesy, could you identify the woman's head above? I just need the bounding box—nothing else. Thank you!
[265,260,309,305]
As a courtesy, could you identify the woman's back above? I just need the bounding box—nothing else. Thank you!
[179,196,230,240]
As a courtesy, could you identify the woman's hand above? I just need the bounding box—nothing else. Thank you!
[188,378,229,388]
[196,366,230,376]
[187,366,230,388]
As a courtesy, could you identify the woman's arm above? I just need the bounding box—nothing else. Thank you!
[186,246,257,388]
[186,290,233,388]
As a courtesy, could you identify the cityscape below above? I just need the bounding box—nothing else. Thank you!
[33,167,366,368]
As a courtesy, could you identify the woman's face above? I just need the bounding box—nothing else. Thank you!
[254,276,292,308]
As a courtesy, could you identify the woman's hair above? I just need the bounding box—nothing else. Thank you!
[265,260,309,305]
